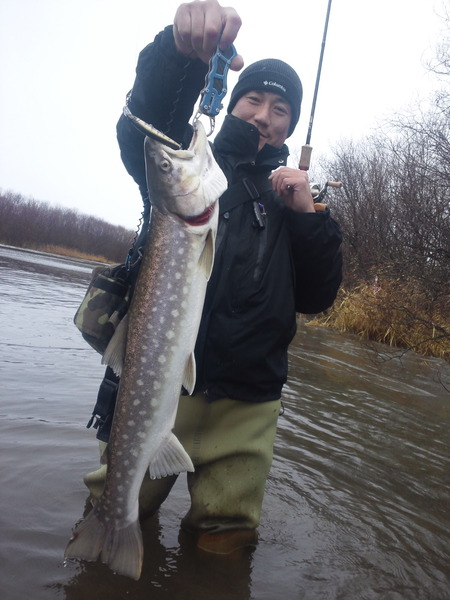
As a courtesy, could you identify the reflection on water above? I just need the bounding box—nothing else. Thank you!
[1,245,449,600]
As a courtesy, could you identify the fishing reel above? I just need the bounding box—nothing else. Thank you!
[310,180,343,211]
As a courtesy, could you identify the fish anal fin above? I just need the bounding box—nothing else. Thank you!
[102,314,128,377]
[64,507,144,581]
[198,229,215,280]
[182,352,196,395]
[149,433,194,479]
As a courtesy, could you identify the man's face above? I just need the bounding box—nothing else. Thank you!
[231,90,292,151]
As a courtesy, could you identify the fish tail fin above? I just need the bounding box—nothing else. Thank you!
[149,432,195,479]
[65,508,143,580]
[101,520,143,581]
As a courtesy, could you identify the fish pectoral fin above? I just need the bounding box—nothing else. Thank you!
[149,433,194,479]
[198,229,215,281]
[65,508,143,580]
[102,314,128,377]
[182,352,196,395]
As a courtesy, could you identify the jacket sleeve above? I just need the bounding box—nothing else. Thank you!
[116,25,208,196]
[287,209,343,314]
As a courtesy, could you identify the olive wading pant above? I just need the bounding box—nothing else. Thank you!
[84,393,281,534]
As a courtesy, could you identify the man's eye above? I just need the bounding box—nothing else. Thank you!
[274,105,289,115]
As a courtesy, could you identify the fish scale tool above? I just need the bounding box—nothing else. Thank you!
[194,40,237,135]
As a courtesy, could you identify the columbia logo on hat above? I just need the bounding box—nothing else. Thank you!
[263,80,287,93]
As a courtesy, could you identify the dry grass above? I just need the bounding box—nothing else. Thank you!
[33,244,109,263]
[310,277,450,362]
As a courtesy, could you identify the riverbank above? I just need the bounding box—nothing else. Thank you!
[0,191,132,264]
[26,243,110,264]
[309,278,450,363]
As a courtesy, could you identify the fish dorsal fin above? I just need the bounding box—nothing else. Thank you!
[198,229,215,280]
[102,314,128,377]
[149,433,194,479]
[182,352,196,395]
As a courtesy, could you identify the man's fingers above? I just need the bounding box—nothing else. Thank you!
[219,7,242,49]
[230,54,244,71]
[174,0,242,65]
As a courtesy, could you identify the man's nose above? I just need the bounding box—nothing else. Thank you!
[254,103,270,124]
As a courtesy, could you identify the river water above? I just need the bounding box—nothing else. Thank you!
[0,244,449,600]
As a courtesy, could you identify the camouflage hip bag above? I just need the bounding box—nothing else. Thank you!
[74,263,132,354]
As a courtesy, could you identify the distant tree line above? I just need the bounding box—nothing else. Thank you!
[0,191,134,263]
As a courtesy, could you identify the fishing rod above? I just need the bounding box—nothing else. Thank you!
[299,0,342,209]
[299,0,333,171]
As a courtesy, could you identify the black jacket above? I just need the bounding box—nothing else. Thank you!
[116,26,343,402]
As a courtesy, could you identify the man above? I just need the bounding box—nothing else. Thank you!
[85,0,342,555]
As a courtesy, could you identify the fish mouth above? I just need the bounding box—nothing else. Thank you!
[181,202,217,226]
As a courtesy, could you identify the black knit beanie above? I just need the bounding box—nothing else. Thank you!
[227,58,303,137]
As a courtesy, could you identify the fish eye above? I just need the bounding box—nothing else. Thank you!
[160,159,171,172]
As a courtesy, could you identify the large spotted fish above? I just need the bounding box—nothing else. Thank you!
[65,120,227,579]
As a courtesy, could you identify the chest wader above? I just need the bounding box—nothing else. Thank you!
[84,393,281,554]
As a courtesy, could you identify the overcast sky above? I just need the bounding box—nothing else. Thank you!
[0,0,445,230]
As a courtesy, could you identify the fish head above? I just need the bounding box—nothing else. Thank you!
[144,121,227,227]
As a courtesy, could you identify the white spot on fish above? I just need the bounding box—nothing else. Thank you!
[153,381,161,390]
[127,420,135,427]
[166,330,175,340]
[151,398,158,407]
[175,272,181,279]
[141,357,147,363]
[178,248,184,255]
[160,317,165,324]
[133,399,141,406]
[137,379,144,386]
[158,355,167,364]
[137,432,146,439]
[171,309,179,318]
[122,434,129,440]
